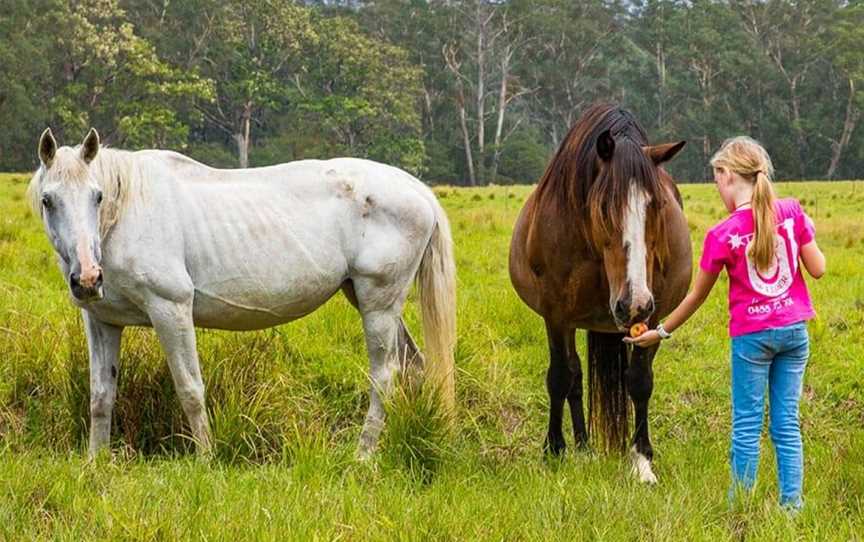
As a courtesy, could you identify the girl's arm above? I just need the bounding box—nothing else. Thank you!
[623,269,720,347]
[800,240,826,279]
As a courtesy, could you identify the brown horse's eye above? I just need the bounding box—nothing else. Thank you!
[95,191,103,205]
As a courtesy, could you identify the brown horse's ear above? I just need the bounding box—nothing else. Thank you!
[39,128,57,167]
[597,129,615,161]
[80,128,100,164]
[644,141,686,165]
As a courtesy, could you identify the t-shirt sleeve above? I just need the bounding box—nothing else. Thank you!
[795,200,816,245]
[699,229,728,274]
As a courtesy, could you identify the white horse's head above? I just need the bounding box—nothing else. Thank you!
[30,128,105,302]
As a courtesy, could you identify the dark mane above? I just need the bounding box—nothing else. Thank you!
[535,103,671,261]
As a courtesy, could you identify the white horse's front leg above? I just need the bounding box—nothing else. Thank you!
[357,309,401,459]
[147,297,212,455]
[83,311,123,458]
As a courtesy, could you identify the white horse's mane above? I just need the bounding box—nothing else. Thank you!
[27,146,208,238]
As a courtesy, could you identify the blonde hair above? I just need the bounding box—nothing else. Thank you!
[710,136,777,272]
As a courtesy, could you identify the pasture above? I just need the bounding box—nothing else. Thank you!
[1,173,862,540]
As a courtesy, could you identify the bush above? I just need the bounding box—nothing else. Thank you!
[422,138,461,185]
[496,129,549,184]
[186,142,238,169]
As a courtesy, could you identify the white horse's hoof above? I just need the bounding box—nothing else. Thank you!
[630,446,658,484]
[356,444,376,461]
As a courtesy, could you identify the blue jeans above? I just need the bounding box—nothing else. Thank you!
[730,322,809,509]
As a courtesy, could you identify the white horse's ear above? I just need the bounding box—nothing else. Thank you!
[81,128,100,164]
[39,128,57,167]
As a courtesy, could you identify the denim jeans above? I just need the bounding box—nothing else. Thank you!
[730,321,809,509]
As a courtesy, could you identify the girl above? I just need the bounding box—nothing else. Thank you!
[625,136,826,509]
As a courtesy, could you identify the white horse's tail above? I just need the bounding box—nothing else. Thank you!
[417,197,457,413]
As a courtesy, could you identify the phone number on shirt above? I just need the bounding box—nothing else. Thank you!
[747,297,795,315]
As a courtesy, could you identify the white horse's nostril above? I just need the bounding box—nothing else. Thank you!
[79,266,103,289]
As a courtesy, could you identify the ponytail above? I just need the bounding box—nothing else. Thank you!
[749,171,777,273]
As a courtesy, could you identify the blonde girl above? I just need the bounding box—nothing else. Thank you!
[626,136,826,510]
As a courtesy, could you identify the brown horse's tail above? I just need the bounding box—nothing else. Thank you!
[587,331,629,452]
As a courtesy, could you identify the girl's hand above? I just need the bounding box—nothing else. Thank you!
[623,329,662,347]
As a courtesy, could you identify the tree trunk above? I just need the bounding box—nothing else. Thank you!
[656,41,666,131]
[826,78,860,179]
[235,101,252,169]
[443,43,476,186]
[475,3,486,184]
[234,134,248,169]
[423,86,434,132]
[789,77,807,179]
[490,49,511,184]
[457,87,476,187]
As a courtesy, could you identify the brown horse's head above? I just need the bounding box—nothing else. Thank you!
[589,131,685,329]
[535,104,686,330]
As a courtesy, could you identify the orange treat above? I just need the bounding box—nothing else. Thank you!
[630,323,648,338]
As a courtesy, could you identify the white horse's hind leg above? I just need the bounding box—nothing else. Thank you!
[398,320,424,376]
[356,308,402,459]
[82,311,123,458]
[349,189,434,458]
[148,297,212,455]
[346,277,422,458]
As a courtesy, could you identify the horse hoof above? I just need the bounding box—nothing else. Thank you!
[543,438,566,457]
[630,446,657,484]
[573,434,589,451]
[356,447,375,461]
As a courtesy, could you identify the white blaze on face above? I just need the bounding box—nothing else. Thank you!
[622,183,652,315]
[76,235,101,287]
[69,189,102,288]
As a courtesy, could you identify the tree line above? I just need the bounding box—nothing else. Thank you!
[1,0,862,184]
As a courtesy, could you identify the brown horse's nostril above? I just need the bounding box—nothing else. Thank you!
[614,300,629,322]
[95,271,103,288]
[634,299,655,323]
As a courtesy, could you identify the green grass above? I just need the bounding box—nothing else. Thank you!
[1,172,863,540]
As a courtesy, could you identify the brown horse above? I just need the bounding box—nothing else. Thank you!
[509,104,692,483]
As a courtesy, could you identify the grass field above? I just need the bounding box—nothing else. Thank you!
[1,172,863,540]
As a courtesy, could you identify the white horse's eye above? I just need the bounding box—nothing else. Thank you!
[41,195,52,209]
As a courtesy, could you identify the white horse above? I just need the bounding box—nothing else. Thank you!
[28,128,456,459]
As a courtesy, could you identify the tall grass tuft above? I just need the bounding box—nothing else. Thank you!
[379,373,453,484]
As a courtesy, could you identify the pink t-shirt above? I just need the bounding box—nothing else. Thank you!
[700,198,816,337]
